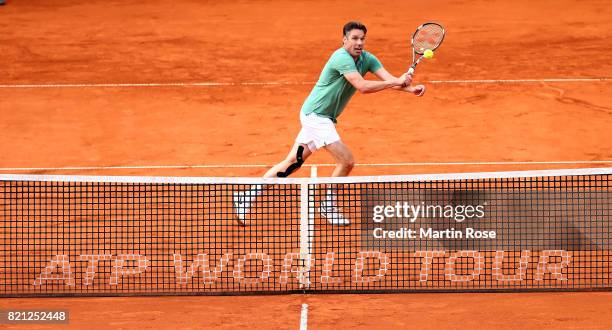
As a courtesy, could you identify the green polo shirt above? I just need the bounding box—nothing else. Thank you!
[301,48,383,123]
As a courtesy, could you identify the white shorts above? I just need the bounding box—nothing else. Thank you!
[295,112,341,152]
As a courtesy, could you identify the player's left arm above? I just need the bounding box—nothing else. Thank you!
[373,67,426,97]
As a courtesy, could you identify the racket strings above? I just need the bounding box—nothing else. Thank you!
[413,24,444,54]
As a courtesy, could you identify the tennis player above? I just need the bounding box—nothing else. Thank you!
[234,21,426,225]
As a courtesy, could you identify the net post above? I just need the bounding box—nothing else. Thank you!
[308,167,316,266]
[298,166,317,289]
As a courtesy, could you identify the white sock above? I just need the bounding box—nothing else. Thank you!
[245,184,264,201]
[324,188,336,205]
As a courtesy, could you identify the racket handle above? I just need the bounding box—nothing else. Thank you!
[408,54,425,75]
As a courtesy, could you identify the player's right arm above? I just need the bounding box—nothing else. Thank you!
[373,68,426,97]
[343,71,408,94]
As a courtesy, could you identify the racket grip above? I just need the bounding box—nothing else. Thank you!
[407,67,415,75]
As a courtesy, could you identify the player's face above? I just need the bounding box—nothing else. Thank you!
[343,29,365,58]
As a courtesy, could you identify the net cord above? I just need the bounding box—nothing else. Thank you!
[1,167,611,185]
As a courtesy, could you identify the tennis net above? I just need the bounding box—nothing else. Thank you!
[1,168,611,297]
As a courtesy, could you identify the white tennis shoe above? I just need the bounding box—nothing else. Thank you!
[319,200,350,226]
[233,191,251,225]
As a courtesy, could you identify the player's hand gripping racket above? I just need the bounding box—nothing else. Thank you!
[407,22,445,75]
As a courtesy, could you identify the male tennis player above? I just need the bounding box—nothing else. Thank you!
[234,21,426,225]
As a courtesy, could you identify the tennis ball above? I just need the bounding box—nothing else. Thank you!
[423,49,434,59]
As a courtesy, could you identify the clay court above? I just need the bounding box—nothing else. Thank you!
[1,0,611,329]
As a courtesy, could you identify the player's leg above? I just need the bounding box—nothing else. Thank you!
[233,111,328,225]
[263,142,313,178]
[323,140,355,177]
[234,142,314,225]
[318,140,354,226]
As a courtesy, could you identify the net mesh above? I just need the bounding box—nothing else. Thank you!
[0,168,610,297]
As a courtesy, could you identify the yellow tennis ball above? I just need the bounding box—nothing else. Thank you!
[423,49,434,59]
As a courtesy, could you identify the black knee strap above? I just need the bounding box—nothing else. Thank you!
[277,146,304,177]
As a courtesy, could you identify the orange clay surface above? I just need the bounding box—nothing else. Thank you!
[1,0,612,329]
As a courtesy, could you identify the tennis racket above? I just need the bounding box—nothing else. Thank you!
[407,22,445,75]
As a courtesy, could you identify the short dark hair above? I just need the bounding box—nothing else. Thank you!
[343,21,367,36]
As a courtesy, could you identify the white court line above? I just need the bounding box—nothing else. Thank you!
[300,304,308,330]
[0,78,611,89]
[0,82,314,88]
[1,160,611,172]
[430,78,612,84]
